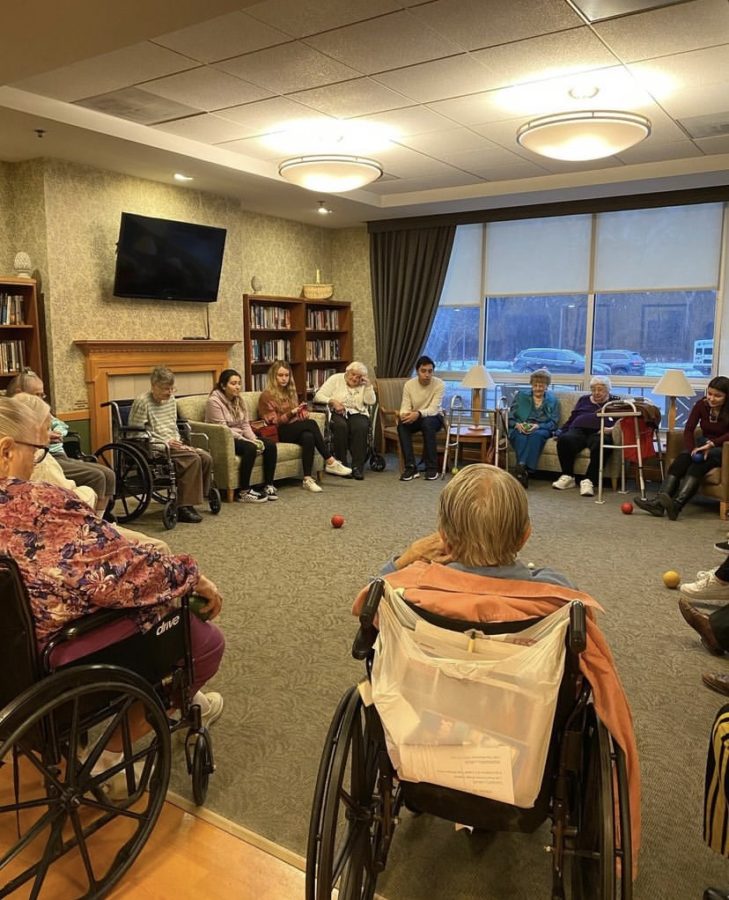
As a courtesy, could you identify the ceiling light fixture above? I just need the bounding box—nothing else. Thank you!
[173,172,194,182]
[517,110,651,161]
[568,83,599,100]
[278,155,383,193]
[317,201,333,215]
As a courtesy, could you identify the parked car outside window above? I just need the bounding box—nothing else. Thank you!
[511,348,610,375]
[592,350,646,375]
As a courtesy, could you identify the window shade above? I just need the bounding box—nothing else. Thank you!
[440,224,482,306]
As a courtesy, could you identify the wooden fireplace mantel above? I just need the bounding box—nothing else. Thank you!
[75,340,238,449]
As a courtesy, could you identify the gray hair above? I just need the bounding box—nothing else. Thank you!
[589,374,612,391]
[0,396,41,440]
[6,368,43,397]
[530,368,551,387]
[13,392,51,427]
[345,361,368,377]
[151,365,175,386]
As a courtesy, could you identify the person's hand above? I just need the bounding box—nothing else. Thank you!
[195,574,223,620]
[697,441,714,454]
[49,430,64,444]
[515,423,525,433]
[330,400,346,414]
[168,439,186,449]
[401,411,419,425]
[299,402,309,419]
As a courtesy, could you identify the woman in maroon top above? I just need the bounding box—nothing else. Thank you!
[635,376,729,520]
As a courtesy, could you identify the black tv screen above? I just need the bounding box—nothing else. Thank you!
[113,212,226,302]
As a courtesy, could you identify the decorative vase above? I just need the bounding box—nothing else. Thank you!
[13,251,32,278]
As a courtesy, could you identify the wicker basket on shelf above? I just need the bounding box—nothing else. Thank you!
[302,283,334,300]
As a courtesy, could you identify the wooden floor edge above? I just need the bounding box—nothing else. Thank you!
[166,792,307,874]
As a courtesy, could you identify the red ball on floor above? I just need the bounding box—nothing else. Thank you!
[620,502,633,515]
[331,515,345,529]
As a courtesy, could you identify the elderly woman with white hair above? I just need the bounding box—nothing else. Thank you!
[552,375,620,497]
[313,361,376,480]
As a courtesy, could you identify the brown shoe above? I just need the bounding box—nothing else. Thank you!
[678,598,725,655]
[702,673,729,696]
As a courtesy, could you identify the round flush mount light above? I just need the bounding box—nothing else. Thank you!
[278,155,383,193]
[517,110,651,161]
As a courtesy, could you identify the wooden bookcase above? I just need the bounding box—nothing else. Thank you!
[0,277,42,388]
[242,294,352,398]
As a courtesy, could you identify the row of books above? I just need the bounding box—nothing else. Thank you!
[306,339,341,361]
[0,294,25,325]
[251,338,292,363]
[306,308,340,330]
[250,304,292,330]
[0,340,26,373]
[251,373,269,391]
[307,367,339,392]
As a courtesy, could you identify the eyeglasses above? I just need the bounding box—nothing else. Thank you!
[16,441,50,463]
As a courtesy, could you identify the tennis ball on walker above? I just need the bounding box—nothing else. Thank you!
[331,514,345,529]
[662,570,681,589]
[620,501,634,515]
[451,466,459,475]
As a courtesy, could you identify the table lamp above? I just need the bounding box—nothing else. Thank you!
[461,364,495,431]
[653,369,694,431]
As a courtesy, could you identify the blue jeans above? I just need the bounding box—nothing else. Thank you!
[397,415,443,471]
[508,426,552,471]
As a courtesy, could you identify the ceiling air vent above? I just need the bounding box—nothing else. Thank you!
[678,113,729,140]
[75,88,199,125]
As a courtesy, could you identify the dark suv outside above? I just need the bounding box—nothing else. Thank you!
[511,348,610,375]
[592,350,646,375]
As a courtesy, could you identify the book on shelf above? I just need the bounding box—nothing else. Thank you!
[0,340,26,374]
[252,373,268,391]
[0,294,25,325]
[251,338,291,362]
[306,339,340,361]
[251,304,292,330]
[306,308,340,330]
[306,367,339,393]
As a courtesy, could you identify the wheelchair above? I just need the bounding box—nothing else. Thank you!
[315,401,386,473]
[94,400,222,530]
[306,579,632,900]
[0,555,216,898]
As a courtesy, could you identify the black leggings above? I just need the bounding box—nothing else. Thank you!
[277,419,327,477]
[668,448,722,480]
[234,438,276,489]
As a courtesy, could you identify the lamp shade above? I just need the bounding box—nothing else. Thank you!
[278,155,382,193]
[653,369,694,398]
[461,364,495,390]
[516,111,651,161]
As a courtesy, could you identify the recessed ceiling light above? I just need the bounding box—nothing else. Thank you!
[173,173,194,182]
[568,83,600,100]
[317,201,333,215]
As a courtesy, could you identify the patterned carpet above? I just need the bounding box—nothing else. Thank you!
[133,461,729,898]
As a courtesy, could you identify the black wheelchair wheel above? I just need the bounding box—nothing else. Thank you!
[208,486,222,515]
[190,731,213,806]
[0,664,170,899]
[369,454,386,472]
[569,706,617,899]
[162,501,177,531]
[306,686,396,900]
[95,442,152,524]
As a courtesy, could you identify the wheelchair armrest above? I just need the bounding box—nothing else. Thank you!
[352,579,385,660]
[41,608,133,671]
[568,601,586,655]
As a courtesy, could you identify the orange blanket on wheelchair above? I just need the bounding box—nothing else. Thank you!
[353,561,641,874]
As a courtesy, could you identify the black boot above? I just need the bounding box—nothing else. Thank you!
[513,464,529,489]
[704,889,729,900]
[633,495,665,517]
[659,475,702,521]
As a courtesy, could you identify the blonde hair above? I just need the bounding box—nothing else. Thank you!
[0,396,42,441]
[13,392,51,427]
[266,360,298,405]
[438,464,529,567]
[6,368,43,397]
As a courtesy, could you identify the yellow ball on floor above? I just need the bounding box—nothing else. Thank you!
[662,570,681,589]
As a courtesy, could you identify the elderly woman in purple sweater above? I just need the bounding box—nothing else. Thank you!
[205,369,278,503]
[552,375,619,497]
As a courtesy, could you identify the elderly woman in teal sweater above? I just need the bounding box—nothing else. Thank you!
[508,368,559,488]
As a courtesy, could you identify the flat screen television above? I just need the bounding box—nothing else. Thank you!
[113,212,227,302]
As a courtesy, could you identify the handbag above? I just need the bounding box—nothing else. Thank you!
[251,420,279,443]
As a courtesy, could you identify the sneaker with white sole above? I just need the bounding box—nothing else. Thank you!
[263,485,279,500]
[194,691,224,728]
[552,474,576,490]
[579,478,595,497]
[679,570,729,601]
[715,540,729,554]
[325,459,352,477]
[237,488,267,503]
[302,476,323,493]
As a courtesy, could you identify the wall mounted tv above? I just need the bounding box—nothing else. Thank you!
[113,212,227,302]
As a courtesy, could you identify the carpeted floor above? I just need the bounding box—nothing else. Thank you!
[133,462,728,898]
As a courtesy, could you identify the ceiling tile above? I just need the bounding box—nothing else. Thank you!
[246,0,402,38]
[399,127,501,155]
[142,67,273,111]
[572,0,692,24]
[214,43,361,94]
[11,42,196,102]
[442,145,538,172]
[616,138,704,163]
[217,96,333,137]
[366,172,484,194]
[153,113,252,143]
[351,105,456,136]
[305,11,462,73]
[214,136,283,159]
[152,12,290,63]
[377,143,467,177]
[522,155,625,173]
[373,55,500,103]
[629,44,729,98]
[75,87,199,125]
[594,0,729,62]
[693,133,729,153]
[289,78,411,118]
[647,80,729,120]
[427,91,507,126]
[469,159,552,180]
[410,0,581,51]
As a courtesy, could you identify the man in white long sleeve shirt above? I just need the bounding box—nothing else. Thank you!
[397,355,445,481]
[314,362,376,480]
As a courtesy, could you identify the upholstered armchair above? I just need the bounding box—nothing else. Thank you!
[665,430,729,518]
[374,378,448,471]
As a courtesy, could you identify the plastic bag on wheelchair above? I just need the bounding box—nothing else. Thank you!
[371,590,570,808]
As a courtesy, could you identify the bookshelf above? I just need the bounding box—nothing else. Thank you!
[243,294,352,397]
[0,277,42,387]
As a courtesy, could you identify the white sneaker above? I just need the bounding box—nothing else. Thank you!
[325,459,352,477]
[680,570,729,601]
[263,485,279,501]
[302,476,323,493]
[552,475,576,491]
[193,690,224,728]
[237,488,267,504]
[579,478,595,497]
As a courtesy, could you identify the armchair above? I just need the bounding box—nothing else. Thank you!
[665,431,729,518]
[373,378,447,472]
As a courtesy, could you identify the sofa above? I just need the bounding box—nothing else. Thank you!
[176,393,325,501]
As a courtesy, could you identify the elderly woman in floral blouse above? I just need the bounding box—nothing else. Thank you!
[0,395,225,726]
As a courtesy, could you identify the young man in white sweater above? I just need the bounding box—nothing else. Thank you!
[397,355,445,481]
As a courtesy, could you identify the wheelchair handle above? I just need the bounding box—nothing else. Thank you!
[352,578,385,661]
[568,601,587,655]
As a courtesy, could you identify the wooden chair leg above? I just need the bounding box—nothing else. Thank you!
[720,500,728,519]
[226,488,235,503]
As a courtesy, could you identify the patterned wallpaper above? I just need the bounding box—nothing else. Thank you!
[331,226,375,376]
[0,163,12,273]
